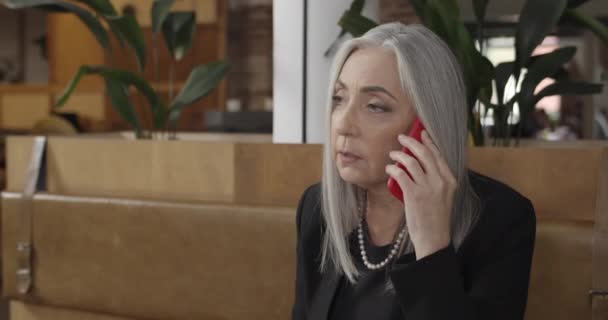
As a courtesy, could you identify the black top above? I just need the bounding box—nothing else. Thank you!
[328,230,402,320]
[292,170,536,320]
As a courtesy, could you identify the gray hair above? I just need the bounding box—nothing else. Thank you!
[320,22,482,284]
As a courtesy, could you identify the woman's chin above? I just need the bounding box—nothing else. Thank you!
[337,166,389,189]
[338,166,367,185]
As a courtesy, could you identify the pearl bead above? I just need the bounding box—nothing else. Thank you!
[358,220,405,270]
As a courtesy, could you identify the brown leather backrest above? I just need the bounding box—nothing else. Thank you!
[2,201,599,320]
[526,220,593,320]
[2,193,297,320]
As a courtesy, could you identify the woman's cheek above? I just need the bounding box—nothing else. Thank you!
[369,145,392,169]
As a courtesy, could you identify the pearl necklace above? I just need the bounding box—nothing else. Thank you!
[358,191,407,271]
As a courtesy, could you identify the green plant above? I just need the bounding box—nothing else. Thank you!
[4,0,229,139]
[332,0,607,146]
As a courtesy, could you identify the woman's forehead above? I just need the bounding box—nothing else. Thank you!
[336,47,402,93]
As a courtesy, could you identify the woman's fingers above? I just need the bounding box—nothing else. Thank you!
[420,130,457,187]
[397,133,441,182]
[389,150,426,185]
[386,163,414,193]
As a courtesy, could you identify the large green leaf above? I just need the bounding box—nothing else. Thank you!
[473,0,489,26]
[421,2,451,42]
[5,0,110,50]
[564,9,608,46]
[339,0,366,37]
[421,0,461,43]
[74,0,116,15]
[515,0,568,79]
[495,57,567,95]
[532,81,602,106]
[349,0,365,16]
[518,46,577,113]
[162,11,196,61]
[5,0,68,12]
[567,0,589,9]
[428,0,489,109]
[420,0,464,71]
[325,0,366,56]
[337,9,378,38]
[475,55,495,101]
[71,0,131,48]
[410,0,427,19]
[168,61,230,130]
[472,0,489,56]
[106,14,146,70]
[494,62,514,105]
[55,65,92,108]
[56,65,166,129]
[429,0,459,19]
[152,0,175,33]
[104,79,143,137]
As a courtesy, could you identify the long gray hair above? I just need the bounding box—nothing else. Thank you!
[320,22,482,284]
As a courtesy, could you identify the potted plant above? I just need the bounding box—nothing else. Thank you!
[333,0,608,146]
[0,0,247,208]
[4,0,230,140]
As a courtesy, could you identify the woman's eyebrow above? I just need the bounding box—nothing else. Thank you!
[335,79,397,101]
[335,79,346,89]
[361,86,397,101]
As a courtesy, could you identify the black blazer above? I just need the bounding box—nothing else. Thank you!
[292,170,536,320]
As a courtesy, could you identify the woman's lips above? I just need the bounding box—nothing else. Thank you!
[338,151,362,164]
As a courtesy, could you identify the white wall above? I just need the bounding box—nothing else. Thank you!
[273,0,379,143]
[305,1,378,143]
[272,0,304,143]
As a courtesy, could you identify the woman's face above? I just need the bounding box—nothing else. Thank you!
[331,47,416,188]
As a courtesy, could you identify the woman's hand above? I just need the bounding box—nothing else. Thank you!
[385,130,457,260]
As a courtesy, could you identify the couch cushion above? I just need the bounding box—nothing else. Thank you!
[526,219,593,320]
[2,193,297,320]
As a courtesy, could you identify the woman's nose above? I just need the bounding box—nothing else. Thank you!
[334,101,359,136]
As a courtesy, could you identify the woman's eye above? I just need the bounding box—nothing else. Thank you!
[367,104,387,112]
[332,95,343,105]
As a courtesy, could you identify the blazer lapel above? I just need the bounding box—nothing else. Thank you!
[307,271,341,320]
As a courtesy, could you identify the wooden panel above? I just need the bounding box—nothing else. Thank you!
[5,137,321,207]
[194,0,218,24]
[11,301,135,320]
[0,85,57,94]
[7,137,607,217]
[6,136,37,192]
[47,14,104,89]
[468,146,606,222]
[2,193,296,320]
[44,138,236,203]
[235,143,323,206]
[525,221,593,320]
[56,92,105,121]
[0,93,49,129]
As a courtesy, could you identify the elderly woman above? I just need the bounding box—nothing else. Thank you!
[292,23,536,320]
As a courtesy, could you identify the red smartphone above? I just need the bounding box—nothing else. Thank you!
[387,117,426,203]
